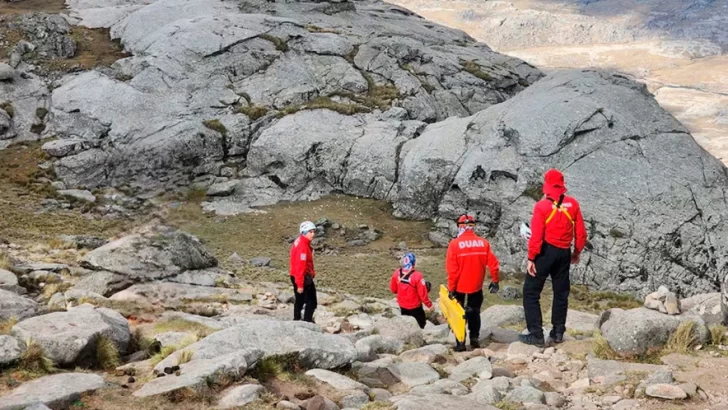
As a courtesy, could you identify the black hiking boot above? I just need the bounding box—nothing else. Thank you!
[454,341,467,352]
[549,331,564,344]
[518,333,545,347]
[470,339,481,349]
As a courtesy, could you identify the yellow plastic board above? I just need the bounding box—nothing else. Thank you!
[439,285,466,343]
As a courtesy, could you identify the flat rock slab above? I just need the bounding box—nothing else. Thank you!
[58,189,96,203]
[0,335,24,366]
[410,379,469,396]
[505,386,545,404]
[387,362,440,388]
[587,357,671,386]
[399,344,448,364]
[645,383,688,400]
[0,269,18,287]
[134,350,262,397]
[305,369,369,392]
[154,319,357,371]
[390,393,501,410]
[374,316,424,346]
[565,310,599,332]
[0,373,105,410]
[11,304,130,366]
[0,289,37,321]
[217,383,266,409]
[110,282,252,306]
[507,342,544,357]
[449,357,493,381]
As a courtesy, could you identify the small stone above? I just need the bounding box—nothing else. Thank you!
[206,180,240,197]
[58,189,96,203]
[250,257,272,267]
[678,382,698,397]
[507,342,543,357]
[544,392,566,407]
[500,286,521,300]
[569,378,590,390]
[613,399,640,410]
[0,63,16,81]
[645,383,688,400]
[665,293,681,315]
[128,377,135,384]
[505,386,545,404]
[277,400,301,409]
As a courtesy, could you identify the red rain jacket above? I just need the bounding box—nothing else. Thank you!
[289,234,315,288]
[390,269,433,310]
[528,195,587,261]
[446,230,500,294]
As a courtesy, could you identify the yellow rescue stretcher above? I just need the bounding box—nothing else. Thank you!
[439,285,467,343]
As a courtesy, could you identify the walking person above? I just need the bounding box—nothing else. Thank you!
[290,221,318,322]
[447,214,500,351]
[520,169,587,347]
[390,252,433,329]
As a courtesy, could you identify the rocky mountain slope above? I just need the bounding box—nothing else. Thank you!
[387,0,728,164]
[1,0,727,297]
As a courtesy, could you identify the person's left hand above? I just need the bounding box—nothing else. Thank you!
[527,261,537,277]
[488,282,499,294]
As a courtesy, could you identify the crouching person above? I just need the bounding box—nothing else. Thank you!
[390,252,433,329]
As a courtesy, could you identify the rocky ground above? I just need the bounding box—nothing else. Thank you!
[386,0,728,164]
[1,220,728,410]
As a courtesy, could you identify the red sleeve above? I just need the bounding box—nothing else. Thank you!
[573,202,587,255]
[416,273,433,308]
[289,240,306,288]
[485,244,500,283]
[528,201,546,261]
[390,272,398,294]
[446,241,459,292]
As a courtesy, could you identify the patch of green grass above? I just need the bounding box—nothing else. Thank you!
[569,285,641,313]
[202,119,227,135]
[152,319,216,339]
[664,321,698,354]
[710,325,727,345]
[502,320,527,332]
[460,59,493,82]
[609,228,625,238]
[249,354,302,382]
[96,336,121,370]
[1,102,14,118]
[150,345,179,366]
[494,401,521,410]
[279,96,370,118]
[566,328,596,338]
[361,403,396,410]
[237,104,269,121]
[259,34,288,52]
[0,317,18,335]
[129,328,158,356]
[19,338,54,373]
[592,331,620,360]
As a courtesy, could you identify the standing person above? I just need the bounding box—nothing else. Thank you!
[521,169,587,347]
[447,214,500,352]
[390,252,433,329]
[290,221,318,322]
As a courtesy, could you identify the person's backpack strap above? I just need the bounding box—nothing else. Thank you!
[545,194,574,226]
[398,268,414,285]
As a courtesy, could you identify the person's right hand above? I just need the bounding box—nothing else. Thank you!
[448,290,456,300]
[297,287,304,294]
[527,261,537,277]
[571,253,581,265]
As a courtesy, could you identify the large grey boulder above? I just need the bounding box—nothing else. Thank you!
[0,63,16,81]
[355,335,404,362]
[599,307,710,357]
[71,271,133,297]
[0,73,50,149]
[0,373,105,410]
[11,304,130,366]
[387,362,440,388]
[680,293,724,326]
[154,319,356,372]
[133,350,262,397]
[0,335,24,366]
[373,316,424,346]
[0,269,18,290]
[0,289,37,321]
[390,394,500,410]
[49,0,539,195]
[82,227,217,281]
[449,357,493,382]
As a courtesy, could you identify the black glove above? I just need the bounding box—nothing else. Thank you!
[425,281,432,293]
[488,282,499,294]
[448,290,456,300]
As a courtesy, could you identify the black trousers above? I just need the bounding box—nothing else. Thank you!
[401,306,427,329]
[291,275,317,322]
[524,243,571,338]
[454,290,484,342]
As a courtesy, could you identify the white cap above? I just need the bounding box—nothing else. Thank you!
[300,221,316,234]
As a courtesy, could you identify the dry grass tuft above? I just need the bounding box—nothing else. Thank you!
[493,401,521,410]
[250,354,302,382]
[665,321,698,354]
[202,119,227,135]
[361,403,396,410]
[592,331,620,360]
[0,250,13,270]
[149,336,197,366]
[460,59,493,82]
[710,325,727,346]
[0,317,18,335]
[177,350,194,366]
[152,319,216,339]
[237,104,269,121]
[259,34,289,52]
[96,336,121,370]
[19,338,54,373]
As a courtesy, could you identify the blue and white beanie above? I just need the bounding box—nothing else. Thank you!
[401,252,416,273]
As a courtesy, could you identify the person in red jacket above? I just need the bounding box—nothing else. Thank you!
[446,214,500,351]
[521,169,587,347]
[289,221,318,322]
[390,252,433,329]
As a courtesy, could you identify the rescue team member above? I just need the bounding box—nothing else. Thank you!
[289,221,318,322]
[447,214,500,352]
[390,252,433,329]
[521,169,587,347]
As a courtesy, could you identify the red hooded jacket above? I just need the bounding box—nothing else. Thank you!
[390,269,433,310]
[289,235,315,289]
[528,169,587,261]
[446,230,500,294]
